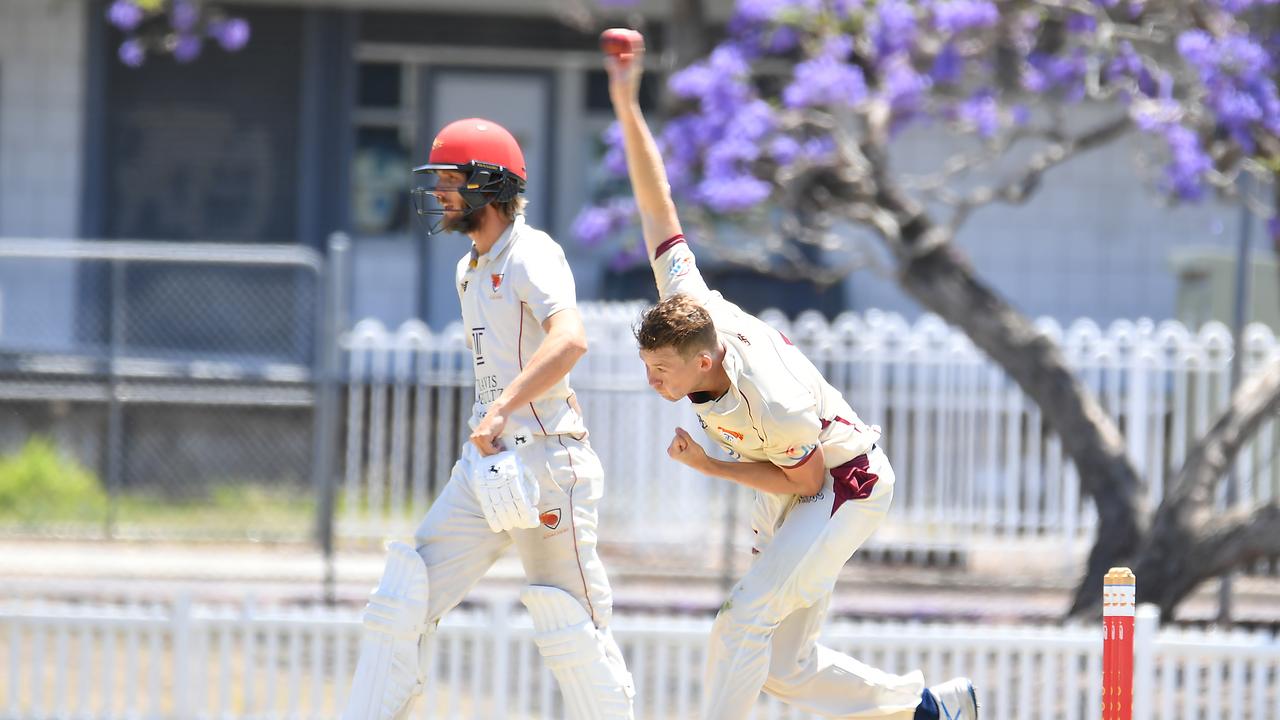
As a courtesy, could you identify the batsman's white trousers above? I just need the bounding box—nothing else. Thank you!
[414,433,615,632]
[703,446,925,719]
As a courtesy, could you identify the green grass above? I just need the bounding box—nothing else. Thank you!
[111,483,316,540]
[0,437,317,541]
[0,437,108,524]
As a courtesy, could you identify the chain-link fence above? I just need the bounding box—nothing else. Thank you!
[0,238,344,542]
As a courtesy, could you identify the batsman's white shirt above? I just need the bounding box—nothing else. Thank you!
[410,214,621,665]
[650,235,925,719]
[456,214,587,436]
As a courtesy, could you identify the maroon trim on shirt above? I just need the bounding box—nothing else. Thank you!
[820,416,854,431]
[779,331,794,346]
[653,234,687,260]
[830,451,878,517]
[556,434,597,626]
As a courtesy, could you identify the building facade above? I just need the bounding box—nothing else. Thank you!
[0,0,1271,336]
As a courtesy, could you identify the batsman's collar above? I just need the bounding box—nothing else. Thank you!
[469,214,525,268]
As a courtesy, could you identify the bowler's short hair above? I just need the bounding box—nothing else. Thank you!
[635,294,717,357]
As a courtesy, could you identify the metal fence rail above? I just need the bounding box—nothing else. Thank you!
[0,237,342,542]
[2,596,1277,719]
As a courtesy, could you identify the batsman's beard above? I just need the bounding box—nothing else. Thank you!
[444,206,482,234]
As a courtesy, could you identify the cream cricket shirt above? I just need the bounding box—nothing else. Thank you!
[649,235,881,522]
[456,215,586,436]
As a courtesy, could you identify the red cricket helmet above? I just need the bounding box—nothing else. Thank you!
[418,118,527,182]
[412,118,527,234]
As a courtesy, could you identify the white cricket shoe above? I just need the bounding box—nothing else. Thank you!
[927,677,978,719]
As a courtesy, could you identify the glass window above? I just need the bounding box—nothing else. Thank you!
[352,125,412,235]
[358,62,402,108]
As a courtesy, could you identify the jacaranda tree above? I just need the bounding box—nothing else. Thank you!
[577,0,1280,618]
[106,0,249,67]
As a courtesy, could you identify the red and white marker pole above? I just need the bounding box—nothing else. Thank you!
[1103,567,1136,720]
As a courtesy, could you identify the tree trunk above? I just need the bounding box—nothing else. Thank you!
[1130,502,1280,618]
[1130,358,1280,617]
[862,181,1145,614]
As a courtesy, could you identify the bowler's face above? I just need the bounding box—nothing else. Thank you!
[639,346,703,402]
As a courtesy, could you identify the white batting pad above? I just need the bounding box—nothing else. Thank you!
[341,542,429,720]
[521,585,635,720]
[471,448,541,533]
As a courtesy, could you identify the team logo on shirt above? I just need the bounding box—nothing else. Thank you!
[785,443,817,460]
[717,426,744,443]
[667,248,693,279]
[461,280,469,292]
[720,444,741,460]
[539,508,561,529]
[490,273,505,292]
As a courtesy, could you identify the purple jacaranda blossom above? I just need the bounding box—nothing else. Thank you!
[107,0,144,31]
[171,0,199,32]
[766,26,801,54]
[770,135,802,166]
[211,18,250,52]
[931,1,999,34]
[732,0,793,26]
[1024,48,1087,100]
[1106,41,1146,89]
[869,0,917,59]
[572,207,616,248]
[729,98,776,141]
[572,197,636,248]
[696,173,772,213]
[669,45,753,118]
[1176,30,1278,147]
[118,38,146,67]
[931,42,964,84]
[882,56,931,113]
[608,241,650,272]
[1208,0,1280,12]
[705,137,761,178]
[601,122,629,178]
[1130,98,1183,131]
[1065,11,1097,34]
[784,53,867,108]
[1162,125,1212,200]
[954,89,1001,137]
[173,33,202,63]
[822,34,855,60]
[830,0,862,19]
[801,136,837,164]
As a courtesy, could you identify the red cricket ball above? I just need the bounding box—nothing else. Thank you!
[600,28,644,57]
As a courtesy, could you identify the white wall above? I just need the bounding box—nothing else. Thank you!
[0,0,86,348]
[0,0,86,238]
[856,103,1253,325]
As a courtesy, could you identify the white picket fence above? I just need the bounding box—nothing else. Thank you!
[3,596,1278,720]
[339,304,1280,565]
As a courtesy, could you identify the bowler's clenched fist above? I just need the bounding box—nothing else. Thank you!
[667,426,709,471]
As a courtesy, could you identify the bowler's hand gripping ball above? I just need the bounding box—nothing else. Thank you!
[600,28,644,57]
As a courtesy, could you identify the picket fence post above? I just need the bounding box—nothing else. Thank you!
[1132,603,1159,720]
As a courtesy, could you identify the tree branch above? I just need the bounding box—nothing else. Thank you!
[1162,358,1280,513]
[948,114,1134,232]
[1196,501,1280,576]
